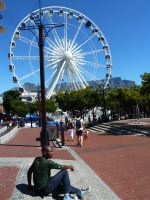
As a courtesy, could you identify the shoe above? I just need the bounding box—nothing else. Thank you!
[80,186,91,199]
[63,193,73,200]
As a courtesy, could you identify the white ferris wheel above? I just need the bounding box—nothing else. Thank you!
[9,6,112,100]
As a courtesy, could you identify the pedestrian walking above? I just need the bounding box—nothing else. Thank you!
[67,119,74,141]
[75,114,85,148]
[59,120,66,146]
[27,146,91,200]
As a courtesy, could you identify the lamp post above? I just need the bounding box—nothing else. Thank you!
[102,87,106,122]
[19,0,63,147]
[101,82,108,122]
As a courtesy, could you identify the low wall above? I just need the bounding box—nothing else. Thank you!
[0,126,7,134]
[0,126,19,144]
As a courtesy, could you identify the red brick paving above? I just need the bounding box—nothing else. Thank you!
[72,133,150,200]
[0,119,150,200]
[0,128,74,160]
[0,166,19,200]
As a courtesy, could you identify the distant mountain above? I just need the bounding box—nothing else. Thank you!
[23,83,38,92]
[109,77,136,88]
[23,78,136,92]
[2,77,136,94]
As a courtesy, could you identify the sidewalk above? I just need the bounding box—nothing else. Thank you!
[0,127,120,200]
[0,118,150,200]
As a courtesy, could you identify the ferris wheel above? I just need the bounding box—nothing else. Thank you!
[9,6,112,100]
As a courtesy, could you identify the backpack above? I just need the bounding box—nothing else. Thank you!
[76,119,81,129]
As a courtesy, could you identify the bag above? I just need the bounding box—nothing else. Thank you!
[76,119,81,129]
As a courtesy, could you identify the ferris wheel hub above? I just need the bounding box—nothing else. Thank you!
[63,51,72,61]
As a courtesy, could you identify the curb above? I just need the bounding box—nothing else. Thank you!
[0,126,19,144]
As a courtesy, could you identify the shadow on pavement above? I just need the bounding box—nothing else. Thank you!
[0,144,40,147]
[16,184,63,200]
[16,184,36,197]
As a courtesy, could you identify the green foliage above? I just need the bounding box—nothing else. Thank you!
[2,72,150,118]
[45,99,58,113]
[3,90,22,112]
[55,87,101,116]
[11,100,28,117]
[140,72,150,95]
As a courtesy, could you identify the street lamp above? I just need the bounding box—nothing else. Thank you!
[101,83,109,122]
[102,86,106,122]
[19,0,63,147]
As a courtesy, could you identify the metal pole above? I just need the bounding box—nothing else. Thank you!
[102,88,106,122]
[38,24,49,147]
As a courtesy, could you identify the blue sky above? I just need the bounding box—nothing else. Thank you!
[0,0,150,94]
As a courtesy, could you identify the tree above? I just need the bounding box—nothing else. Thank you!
[140,72,150,95]
[45,99,58,114]
[140,73,150,117]
[3,90,22,113]
[55,87,99,118]
[11,100,28,117]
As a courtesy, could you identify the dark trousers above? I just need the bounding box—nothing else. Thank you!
[60,130,65,145]
[46,170,81,196]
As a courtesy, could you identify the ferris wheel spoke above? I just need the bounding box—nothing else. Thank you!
[76,49,103,57]
[56,70,65,91]
[58,68,66,91]
[71,60,100,83]
[46,61,66,99]
[47,58,64,68]
[70,60,88,88]
[66,68,79,90]
[13,55,57,61]
[48,16,64,49]
[45,37,63,53]
[69,21,83,50]
[19,36,38,48]
[78,65,100,82]
[72,34,96,54]
[13,55,39,60]
[19,35,50,54]
[67,69,80,90]
[64,11,68,51]
[20,69,40,81]
[19,62,51,81]
[81,60,106,68]
[45,68,57,87]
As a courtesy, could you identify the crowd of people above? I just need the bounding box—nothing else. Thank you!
[56,113,88,148]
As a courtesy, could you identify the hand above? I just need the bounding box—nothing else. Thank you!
[70,165,74,171]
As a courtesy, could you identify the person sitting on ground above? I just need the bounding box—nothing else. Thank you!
[27,146,91,200]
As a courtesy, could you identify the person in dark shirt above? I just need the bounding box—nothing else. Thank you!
[27,146,90,200]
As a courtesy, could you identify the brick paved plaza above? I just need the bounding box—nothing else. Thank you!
[0,118,149,200]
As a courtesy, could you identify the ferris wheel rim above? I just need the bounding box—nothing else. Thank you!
[9,6,112,100]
